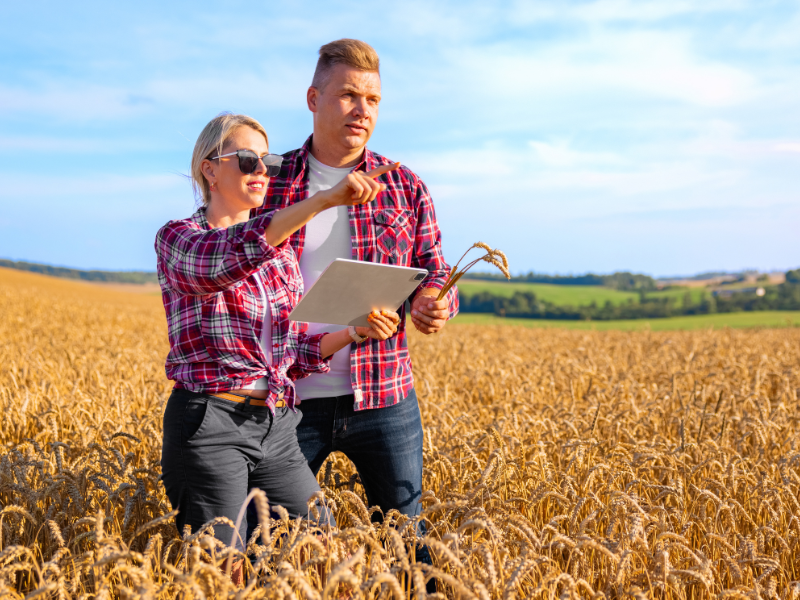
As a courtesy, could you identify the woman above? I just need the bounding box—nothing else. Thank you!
[156,113,399,555]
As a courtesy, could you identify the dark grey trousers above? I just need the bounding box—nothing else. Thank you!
[161,389,326,549]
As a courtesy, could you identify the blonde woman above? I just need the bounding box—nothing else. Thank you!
[156,113,399,557]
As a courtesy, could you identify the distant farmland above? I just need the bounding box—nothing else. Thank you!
[453,310,800,330]
[457,279,708,307]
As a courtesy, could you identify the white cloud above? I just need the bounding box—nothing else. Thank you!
[406,146,727,206]
[566,0,747,23]
[406,118,800,223]
[679,121,800,162]
[0,68,308,122]
[735,8,800,50]
[3,173,187,201]
[436,29,757,109]
[0,84,152,121]
[528,140,625,167]
[775,142,800,153]
[0,135,158,153]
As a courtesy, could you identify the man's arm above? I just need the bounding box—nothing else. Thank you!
[407,177,459,334]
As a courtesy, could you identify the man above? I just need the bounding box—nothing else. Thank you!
[257,38,458,521]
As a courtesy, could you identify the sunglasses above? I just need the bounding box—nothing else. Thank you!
[210,149,283,176]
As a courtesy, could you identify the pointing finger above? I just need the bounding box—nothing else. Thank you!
[362,162,400,180]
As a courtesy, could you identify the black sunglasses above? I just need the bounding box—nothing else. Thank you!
[210,149,283,176]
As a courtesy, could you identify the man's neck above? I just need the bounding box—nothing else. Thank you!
[310,135,365,169]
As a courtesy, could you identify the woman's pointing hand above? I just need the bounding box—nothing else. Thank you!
[321,162,400,208]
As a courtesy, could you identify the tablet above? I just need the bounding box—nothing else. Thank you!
[288,258,428,327]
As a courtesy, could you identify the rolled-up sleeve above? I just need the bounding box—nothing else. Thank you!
[409,179,460,320]
[156,212,283,296]
[287,332,332,381]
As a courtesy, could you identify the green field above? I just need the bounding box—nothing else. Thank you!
[451,310,800,331]
[457,280,708,307]
[457,280,639,305]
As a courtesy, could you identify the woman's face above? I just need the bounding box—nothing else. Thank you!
[204,126,269,211]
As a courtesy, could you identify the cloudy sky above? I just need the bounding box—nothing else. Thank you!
[1,0,798,276]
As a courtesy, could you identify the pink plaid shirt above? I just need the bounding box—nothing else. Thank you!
[254,136,459,410]
[155,208,330,411]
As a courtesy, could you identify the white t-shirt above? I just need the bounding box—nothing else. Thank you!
[243,275,273,390]
[293,153,355,400]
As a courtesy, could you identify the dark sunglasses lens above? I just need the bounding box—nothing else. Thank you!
[237,151,260,174]
[265,165,281,177]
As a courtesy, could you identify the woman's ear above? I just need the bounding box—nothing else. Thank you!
[200,159,217,187]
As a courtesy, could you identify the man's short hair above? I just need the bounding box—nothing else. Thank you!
[311,39,380,90]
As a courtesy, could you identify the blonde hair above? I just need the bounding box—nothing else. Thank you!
[190,112,269,206]
[311,39,380,90]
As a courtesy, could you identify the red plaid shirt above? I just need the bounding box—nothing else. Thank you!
[255,136,459,410]
[155,208,330,411]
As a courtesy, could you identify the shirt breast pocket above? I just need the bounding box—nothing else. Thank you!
[278,270,302,291]
[374,209,414,262]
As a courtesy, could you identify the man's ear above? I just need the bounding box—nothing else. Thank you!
[307,86,319,113]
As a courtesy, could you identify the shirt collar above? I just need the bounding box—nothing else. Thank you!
[191,206,211,230]
[299,134,377,172]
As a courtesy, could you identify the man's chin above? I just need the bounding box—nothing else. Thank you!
[342,134,369,149]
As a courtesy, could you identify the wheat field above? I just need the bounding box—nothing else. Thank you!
[1,266,799,599]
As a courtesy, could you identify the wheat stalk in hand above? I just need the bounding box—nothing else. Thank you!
[437,242,510,301]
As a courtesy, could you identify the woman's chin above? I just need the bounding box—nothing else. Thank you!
[242,193,265,209]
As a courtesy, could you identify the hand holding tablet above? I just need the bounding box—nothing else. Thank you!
[288,259,427,328]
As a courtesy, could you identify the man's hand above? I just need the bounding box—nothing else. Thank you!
[410,288,450,334]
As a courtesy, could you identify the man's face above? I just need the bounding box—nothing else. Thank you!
[308,64,381,155]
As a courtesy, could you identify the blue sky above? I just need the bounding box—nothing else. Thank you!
[1,0,798,277]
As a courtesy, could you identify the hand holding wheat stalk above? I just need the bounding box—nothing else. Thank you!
[437,242,510,301]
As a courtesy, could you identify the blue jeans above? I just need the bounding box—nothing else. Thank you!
[296,388,424,519]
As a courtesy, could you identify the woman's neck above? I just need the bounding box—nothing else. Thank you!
[204,198,252,229]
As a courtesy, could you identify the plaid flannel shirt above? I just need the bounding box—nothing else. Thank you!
[155,207,330,411]
[255,135,459,410]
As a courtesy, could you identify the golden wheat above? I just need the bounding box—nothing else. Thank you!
[1,266,799,599]
[437,243,510,302]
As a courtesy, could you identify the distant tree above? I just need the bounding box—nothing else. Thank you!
[461,270,657,290]
[682,291,693,309]
[457,271,800,321]
[603,272,657,291]
[0,259,158,284]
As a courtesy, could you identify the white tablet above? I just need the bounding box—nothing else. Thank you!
[288,258,428,327]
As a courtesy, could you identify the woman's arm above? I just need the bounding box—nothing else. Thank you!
[291,310,400,379]
[263,163,399,247]
[319,311,401,358]
[156,212,280,296]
